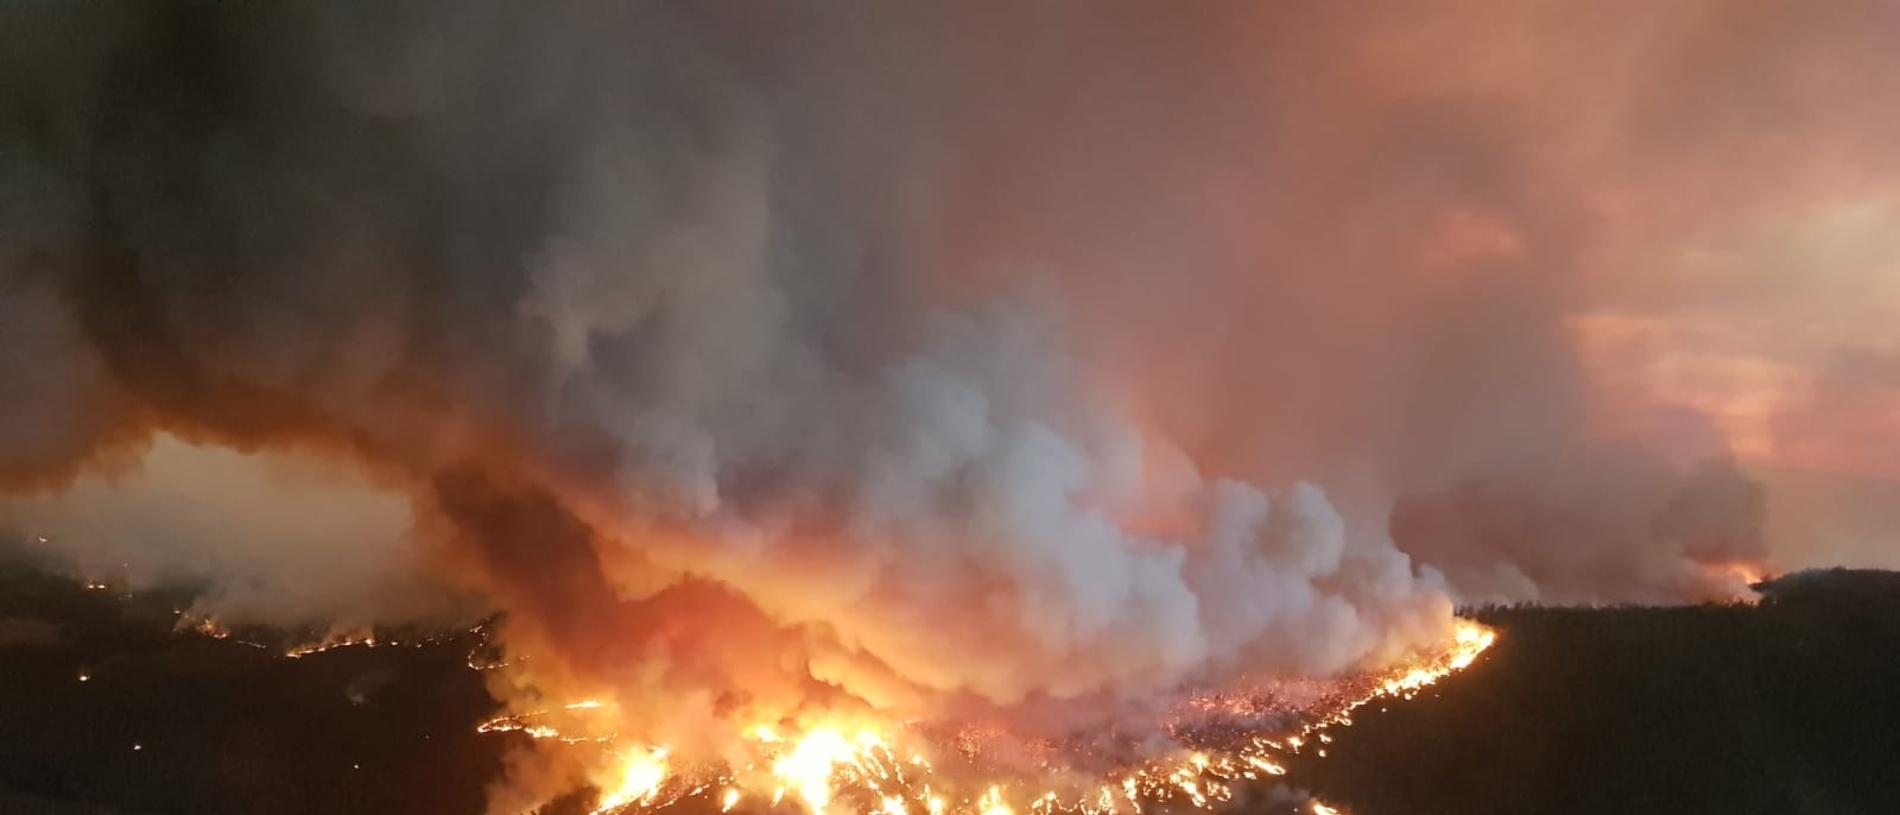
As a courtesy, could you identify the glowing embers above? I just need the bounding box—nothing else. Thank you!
[175,612,487,658]
[478,700,621,745]
[485,621,1498,815]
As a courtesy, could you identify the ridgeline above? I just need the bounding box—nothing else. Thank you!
[3,540,1897,815]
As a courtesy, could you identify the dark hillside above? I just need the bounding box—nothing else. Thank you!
[0,545,503,815]
[1288,570,1900,815]
[4,544,1898,815]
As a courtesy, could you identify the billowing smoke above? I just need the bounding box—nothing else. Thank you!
[1392,450,1765,605]
[6,0,1895,805]
[0,0,1456,729]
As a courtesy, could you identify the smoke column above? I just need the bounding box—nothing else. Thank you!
[5,0,1896,806]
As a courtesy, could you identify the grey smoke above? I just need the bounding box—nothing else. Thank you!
[4,0,1861,738]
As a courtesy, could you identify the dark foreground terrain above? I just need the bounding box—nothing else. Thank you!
[3,541,1898,815]
[1285,570,1900,815]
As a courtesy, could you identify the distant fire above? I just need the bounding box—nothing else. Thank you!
[1718,562,1769,588]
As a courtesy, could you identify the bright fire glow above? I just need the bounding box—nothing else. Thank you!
[773,728,880,815]
[592,746,672,815]
[480,620,1498,815]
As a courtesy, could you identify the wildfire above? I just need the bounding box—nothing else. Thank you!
[772,728,884,814]
[592,746,673,815]
[285,628,468,658]
[175,612,482,659]
[479,620,1497,815]
[285,632,385,658]
[190,617,231,639]
[1692,561,1772,606]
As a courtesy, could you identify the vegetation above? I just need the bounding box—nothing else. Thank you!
[0,544,501,815]
[1289,571,1900,815]
[3,538,1897,814]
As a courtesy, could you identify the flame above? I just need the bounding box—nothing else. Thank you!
[486,620,1496,815]
[285,632,383,658]
[1692,561,1771,605]
[1719,562,1768,587]
[773,728,868,815]
[190,617,231,639]
[593,746,672,815]
[976,786,1013,815]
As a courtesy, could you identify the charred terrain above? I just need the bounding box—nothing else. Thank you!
[1,539,1895,815]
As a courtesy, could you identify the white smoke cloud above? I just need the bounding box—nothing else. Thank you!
[0,434,459,627]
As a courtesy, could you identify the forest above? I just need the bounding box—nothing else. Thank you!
[3,537,1897,815]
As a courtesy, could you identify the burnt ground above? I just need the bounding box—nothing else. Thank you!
[2,538,1899,815]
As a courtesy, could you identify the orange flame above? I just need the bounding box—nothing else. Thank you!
[486,620,1497,815]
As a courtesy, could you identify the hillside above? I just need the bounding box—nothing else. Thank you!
[1288,571,1900,814]
[3,546,1898,815]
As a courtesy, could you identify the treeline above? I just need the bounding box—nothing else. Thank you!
[0,544,504,815]
[1285,570,1900,815]
[6,537,1899,815]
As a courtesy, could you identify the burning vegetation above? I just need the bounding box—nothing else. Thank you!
[2,540,1502,815]
[4,541,1499,815]
[9,552,1899,815]
[474,621,1495,815]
